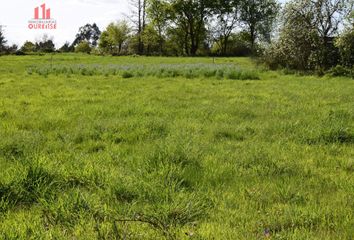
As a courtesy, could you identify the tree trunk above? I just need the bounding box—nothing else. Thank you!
[250,25,256,54]
[137,0,145,55]
[184,33,189,55]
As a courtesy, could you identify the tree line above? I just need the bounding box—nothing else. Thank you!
[0,0,353,73]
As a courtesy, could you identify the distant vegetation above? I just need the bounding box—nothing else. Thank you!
[0,0,352,75]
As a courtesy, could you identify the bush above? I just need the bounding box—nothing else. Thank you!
[122,71,134,78]
[263,0,345,71]
[20,41,36,53]
[261,43,284,70]
[336,28,354,67]
[328,65,353,78]
[75,41,92,54]
[15,51,26,56]
[35,38,55,53]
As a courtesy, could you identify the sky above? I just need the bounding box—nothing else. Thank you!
[0,0,130,47]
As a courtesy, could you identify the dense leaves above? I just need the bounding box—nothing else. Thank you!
[75,41,92,54]
[263,0,352,72]
[72,23,101,47]
[99,21,131,55]
[0,26,6,54]
[336,27,354,67]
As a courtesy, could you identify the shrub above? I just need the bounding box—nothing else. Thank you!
[261,43,286,70]
[216,69,224,79]
[336,28,354,67]
[203,69,217,78]
[122,71,134,78]
[20,41,36,53]
[75,41,92,54]
[328,65,353,78]
[263,0,346,71]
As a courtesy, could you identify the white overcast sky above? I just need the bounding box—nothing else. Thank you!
[0,0,129,47]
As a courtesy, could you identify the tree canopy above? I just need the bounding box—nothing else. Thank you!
[72,23,101,47]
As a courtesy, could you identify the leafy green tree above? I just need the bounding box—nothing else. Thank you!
[98,31,111,53]
[239,0,279,51]
[147,0,169,54]
[9,44,18,53]
[72,23,101,47]
[165,26,187,56]
[99,21,131,55]
[336,27,354,67]
[211,0,241,56]
[211,31,252,56]
[309,0,351,68]
[20,41,36,53]
[268,0,352,70]
[142,24,160,55]
[75,41,92,54]
[263,0,331,70]
[273,0,349,69]
[168,0,214,56]
[0,25,7,54]
[336,10,354,67]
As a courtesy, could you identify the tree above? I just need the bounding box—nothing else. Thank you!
[336,27,354,67]
[72,23,101,47]
[268,4,319,70]
[263,0,352,70]
[129,0,147,54]
[6,44,18,54]
[20,41,36,53]
[75,41,92,54]
[308,0,351,68]
[211,31,252,56]
[168,0,214,56]
[336,10,354,67]
[239,0,279,51]
[142,24,160,55]
[147,0,169,54]
[211,0,240,55]
[98,31,111,54]
[0,25,7,54]
[99,21,131,55]
[59,42,74,52]
[35,35,55,52]
[282,0,351,69]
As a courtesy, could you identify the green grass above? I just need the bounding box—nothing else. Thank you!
[0,54,353,239]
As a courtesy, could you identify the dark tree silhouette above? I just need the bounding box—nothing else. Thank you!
[72,23,101,47]
[0,25,7,53]
[35,35,55,53]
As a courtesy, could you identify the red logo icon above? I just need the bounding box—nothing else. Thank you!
[28,3,57,30]
[34,4,51,19]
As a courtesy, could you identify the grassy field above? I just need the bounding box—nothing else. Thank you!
[0,54,353,239]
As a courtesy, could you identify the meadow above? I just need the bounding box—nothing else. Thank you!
[0,54,353,239]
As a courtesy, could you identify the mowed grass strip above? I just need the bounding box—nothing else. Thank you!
[0,54,353,239]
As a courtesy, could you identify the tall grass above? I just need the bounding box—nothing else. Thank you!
[27,63,260,80]
[0,55,353,239]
